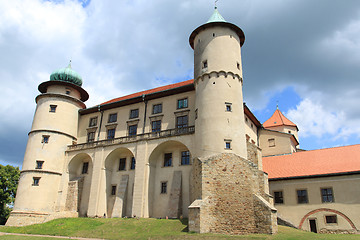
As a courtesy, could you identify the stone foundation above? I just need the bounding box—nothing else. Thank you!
[188,153,277,235]
[6,211,78,226]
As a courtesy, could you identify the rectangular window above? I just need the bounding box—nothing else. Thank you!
[325,215,337,224]
[151,120,161,132]
[152,104,162,114]
[177,98,188,109]
[225,140,231,149]
[42,135,49,143]
[161,182,167,194]
[225,102,232,112]
[108,113,117,123]
[89,117,98,127]
[176,115,188,128]
[130,157,136,170]
[111,185,117,195]
[202,60,208,69]
[164,153,172,167]
[129,109,139,119]
[268,138,275,147]
[87,131,95,142]
[49,105,57,112]
[321,188,334,203]
[33,177,40,186]
[35,161,44,169]
[128,124,137,136]
[274,191,284,204]
[107,128,115,139]
[181,151,190,165]
[297,189,308,204]
[119,158,126,171]
[82,162,89,174]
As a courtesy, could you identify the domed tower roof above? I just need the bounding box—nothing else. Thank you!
[189,7,245,49]
[49,62,83,87]
[263,108,298,130]
[38,62,89,102]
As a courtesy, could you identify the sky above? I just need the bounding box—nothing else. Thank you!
[1,0,360,167]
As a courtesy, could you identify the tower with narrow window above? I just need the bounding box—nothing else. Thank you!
[190,7,247,159]
[7,63,89,226]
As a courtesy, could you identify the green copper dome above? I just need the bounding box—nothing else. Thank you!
[50,62,83,87]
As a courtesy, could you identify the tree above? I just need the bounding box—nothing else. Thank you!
[0,164,20,225]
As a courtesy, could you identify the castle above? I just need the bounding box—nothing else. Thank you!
[6,7,360,235]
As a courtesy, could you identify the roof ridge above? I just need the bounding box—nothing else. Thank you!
[293,143,360,153]
[100,79,194,106]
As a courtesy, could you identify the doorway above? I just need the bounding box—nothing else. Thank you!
[309,219,317,233]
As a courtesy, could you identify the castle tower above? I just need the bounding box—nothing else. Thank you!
[263,107,299,143]
[190,7,247,159]
[188,8,277,235]
[6,63,89,226]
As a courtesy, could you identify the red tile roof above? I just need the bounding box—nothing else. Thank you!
[101,79,194,105]
[263,109,297,129]
[263,144,360,179]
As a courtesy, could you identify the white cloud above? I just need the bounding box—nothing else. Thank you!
[286,98,345,138]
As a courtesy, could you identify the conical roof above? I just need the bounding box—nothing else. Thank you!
[49,62,83,87]
[207,7,226,23]
[263,108,298,130]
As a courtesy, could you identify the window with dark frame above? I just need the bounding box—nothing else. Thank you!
[128,124,137,136]
[321,188,334,203]
[129,109,139,119]
[151,120,161,132]
[202,60,208,69]
[82,162,89,174]
[35,161,44,169]
[225,141,231,149]
[119,158,126,171]
[130,157,136,170]
[87,131,95,142]
[177,98,188,109]
[89,117,98,127]
[325,215,337,224]
[49,105,57,113]
[111,185,117,195]
[33,177,40,186]
[297,189,308,204]
[181,151,190,165]
[225,103,232,112]
[274,191,284,204]
[107,128,115,139]
[176,115,188,128]
[65,89,71,95]
[152,104,162,114]
[161,182,167,194]
[108,113,117,123]
[42,135,49,143]
[164,153,172,167]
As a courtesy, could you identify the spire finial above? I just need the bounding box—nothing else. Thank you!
[215,0,218,9]
[68,59,72,68]
[276,101,279,109]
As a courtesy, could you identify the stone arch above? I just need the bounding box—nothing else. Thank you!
[67,153,93,217]
[147,140,192,218]
[105,147,135,218]
[298,208,357,230]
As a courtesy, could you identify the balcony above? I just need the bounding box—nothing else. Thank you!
[67,126,195,151]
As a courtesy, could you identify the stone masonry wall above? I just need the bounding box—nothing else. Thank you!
[188,153,277,235]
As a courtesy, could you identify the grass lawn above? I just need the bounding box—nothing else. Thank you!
[0,218,359,240]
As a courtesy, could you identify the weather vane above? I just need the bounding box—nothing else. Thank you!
[215,0,219,8]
